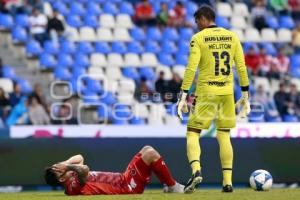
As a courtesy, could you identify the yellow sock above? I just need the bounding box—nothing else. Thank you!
[186,131,201,174]
[216,129,233,186]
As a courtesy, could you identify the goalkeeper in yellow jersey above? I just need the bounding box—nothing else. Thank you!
[177,6,251,193]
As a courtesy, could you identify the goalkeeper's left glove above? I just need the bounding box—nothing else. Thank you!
[177,91,189,121]
[235,91,251,118]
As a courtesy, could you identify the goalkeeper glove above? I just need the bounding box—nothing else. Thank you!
[177,91,189,121]
[235,91,251,118]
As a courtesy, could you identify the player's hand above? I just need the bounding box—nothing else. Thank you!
[177,91,189,121]
[235,91,251,118]
[52,163,68,174]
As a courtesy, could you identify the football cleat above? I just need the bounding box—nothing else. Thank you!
[184,170,203,194]
[163,182,185,193]
[222,185,233,193]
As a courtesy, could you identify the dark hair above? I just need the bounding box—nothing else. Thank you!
[44,167,61,186]
[194,5,215,21]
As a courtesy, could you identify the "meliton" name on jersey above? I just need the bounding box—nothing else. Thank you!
[204,36,232,43]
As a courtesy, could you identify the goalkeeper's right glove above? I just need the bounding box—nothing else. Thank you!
[235,91,251,118]
[177,91,189,121]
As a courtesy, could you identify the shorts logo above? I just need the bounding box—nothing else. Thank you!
[130,169,136,176]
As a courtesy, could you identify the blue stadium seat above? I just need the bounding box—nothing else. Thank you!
[290,54,300,78]
[0,13,13,29]
[95,42,111,54]
[186,1,198,16]
[12,26,27,43]
[39,53,57,69]
[147,27,162,41]
[162,28,179,41]
[70,78,84,93]
[57,53,74,68]
[145,41,160,53]
[130,27,146,41]
[72,67,86,78]
[26,40,42,57]
[15,14,29,28]
[112,118,128,125]
[179,28,193,42]
[3,66,17,80]
[139,67,156,80]
[100,92,117,105]
[243,42,259,53]
[69,2,85,16]
[127,41,144,54]
[61,40,76,54]
[86,79,103,94]
[161,41,177,54]
[53,1,69,16]
[266,16,279,29]
[103,2,118,15]
[279,16,295,29]
[54,67,71,80]
[66,15,83,28]
[178,41,189,54]
[84,15,99,28]
[44,41,59,55]
[98,105,112,120]
[261,42,276,56]
[122,67,140,80]
[17,79,32,94]
[111,42,127,54]
[114,104,132,118]
[74,53,90,68]
[175,53,188,65]
[129,117,146,125]
[158,53,175,66]
[216,16,231,29]
[165,103,177,116]
[82,93,100,104]
[282,115,298,122]
[77,41,94,54]
[119,2,135,15]
[86,2,101,16]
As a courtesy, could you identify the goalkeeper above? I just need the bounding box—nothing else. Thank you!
[177,6,250,193]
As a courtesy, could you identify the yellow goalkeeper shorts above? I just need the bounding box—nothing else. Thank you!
[187,94,236,130]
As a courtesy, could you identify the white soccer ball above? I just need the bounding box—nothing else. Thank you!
[249,169,273,191]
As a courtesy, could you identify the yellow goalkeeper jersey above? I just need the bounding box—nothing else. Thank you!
[181,25,249,95]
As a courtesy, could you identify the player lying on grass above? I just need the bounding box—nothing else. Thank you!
[44,146,184,195]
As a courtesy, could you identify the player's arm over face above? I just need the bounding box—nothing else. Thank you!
[60,154,84,165]
[53,163,90,185]
[181,35,201,92]
[233,34,249,90]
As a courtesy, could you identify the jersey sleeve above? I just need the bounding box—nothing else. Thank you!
[181,35,201,92]
[233,34,249,91]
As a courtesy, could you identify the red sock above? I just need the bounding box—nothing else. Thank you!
[151,157,176,187]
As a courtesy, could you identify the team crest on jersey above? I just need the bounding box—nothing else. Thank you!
[130,169,136,176]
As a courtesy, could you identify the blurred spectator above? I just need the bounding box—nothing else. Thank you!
[251,0,268,31]
[257,47,273,76]
[157,3,170,28]
[52,100,77,125]
[27,0,43,13]
[47,10,65,44]
[134,77,153,102]
[245,47,260,75]
[3,0,28,15]
[289,0,300,21]
[0,1,9,13]
[0,58,4,77]
[31,83,47,108]
[155,71,169,102]
[169,1,191,27]
[274,47,290,77]
[134,0,156,27]
[0,88,10,119]
[289,83,300,117]
[167,73,182,103]
[274,82,290,116]
[270,0,290,16]
[252,84,269,104]
[292,24,300,53]
[29,8,48,45]
[9,83,23,107]
[28,95,50,125]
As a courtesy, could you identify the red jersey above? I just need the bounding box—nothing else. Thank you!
[65,153,151,195]
[135,3,154,18]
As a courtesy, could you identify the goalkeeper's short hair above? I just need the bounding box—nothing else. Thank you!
[194,5,215,21]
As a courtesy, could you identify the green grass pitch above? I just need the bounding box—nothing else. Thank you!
[0,189,300,200]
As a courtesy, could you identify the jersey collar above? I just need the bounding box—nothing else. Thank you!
[206,25,218,29]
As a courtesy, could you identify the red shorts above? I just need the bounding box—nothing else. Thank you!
[123,153,151,194]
